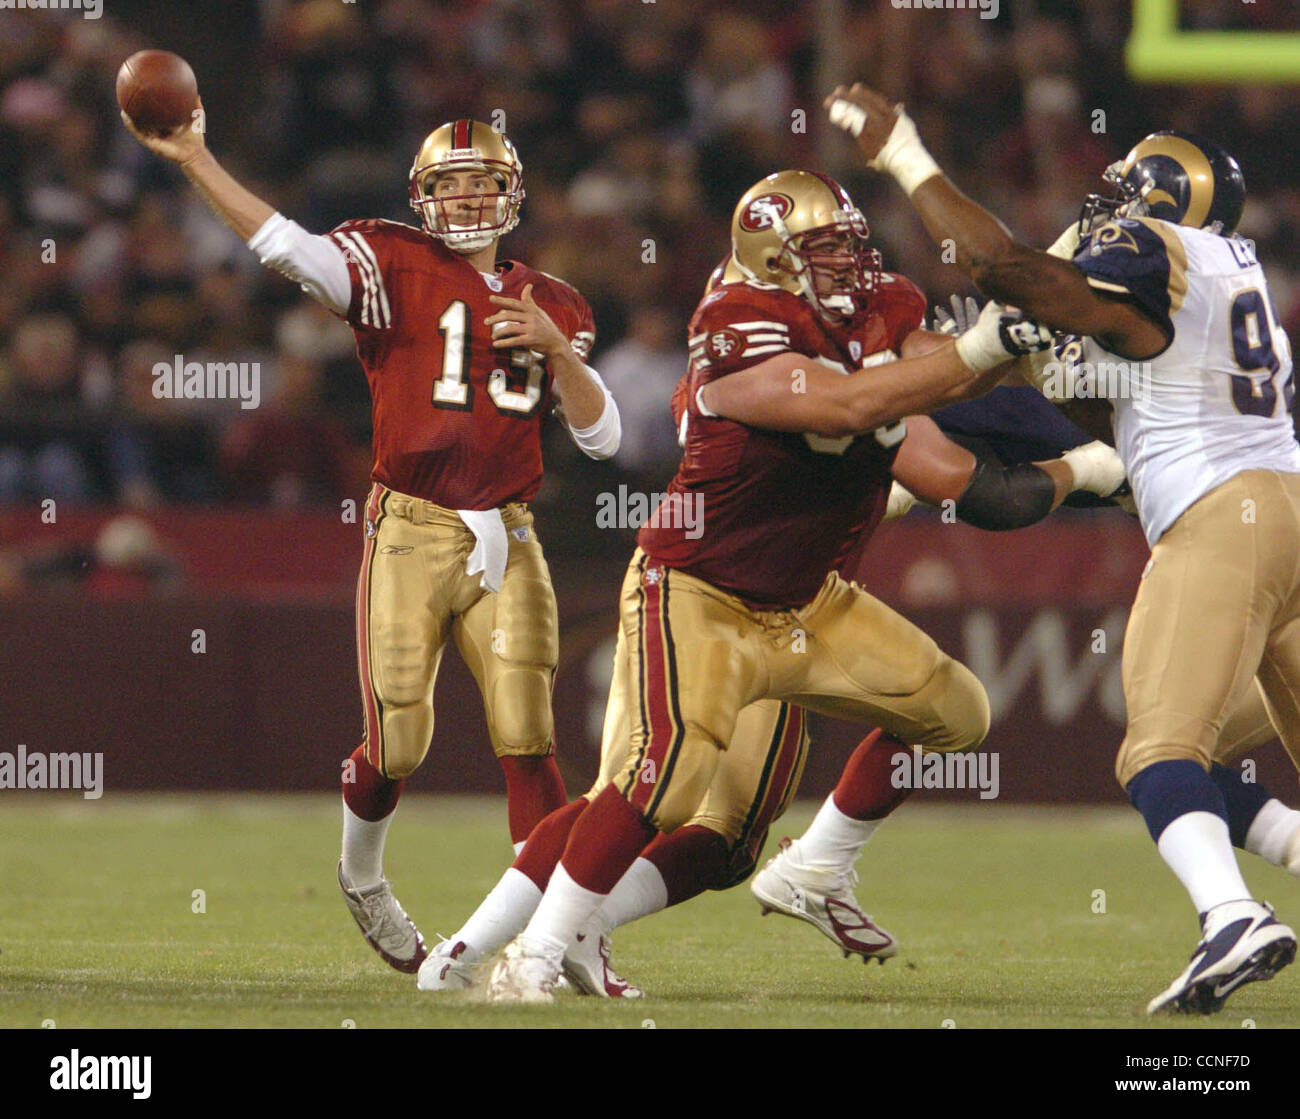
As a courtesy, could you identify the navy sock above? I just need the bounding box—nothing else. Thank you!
[1208,762,1272,849]
[1126,759,1228,843]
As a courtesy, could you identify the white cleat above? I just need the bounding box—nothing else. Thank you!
[562,917,645,998]
[338,861,428,974]
[1147,899,1296,1015]
[488,936,563,1004]
[750,838,898,963]
[416,938,477,991]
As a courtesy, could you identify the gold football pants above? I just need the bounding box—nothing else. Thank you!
[1117,470,1300,786]
[600,550,989,832]
[356,484,558,778]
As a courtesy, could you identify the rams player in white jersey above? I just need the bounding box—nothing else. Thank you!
[826,83,1299,1015]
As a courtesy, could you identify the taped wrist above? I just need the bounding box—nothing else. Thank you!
[955,457,1055,530]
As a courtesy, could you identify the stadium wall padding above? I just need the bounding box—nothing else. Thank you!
[3,507,1295,804]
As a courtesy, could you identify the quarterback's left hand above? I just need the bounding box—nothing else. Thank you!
[486,284,569,363]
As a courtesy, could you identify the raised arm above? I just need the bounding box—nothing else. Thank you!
[824,84,1168,361]
[122,104,273,240]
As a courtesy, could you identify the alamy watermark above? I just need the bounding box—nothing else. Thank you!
[891,745,1000,800]
[891,0,999,20]
[1038,359,1151,402]
[152,355,260,409]
[49,1051,150,1099]
[1,744,103,799]
[0,0,102,18]
[596,486,704,540]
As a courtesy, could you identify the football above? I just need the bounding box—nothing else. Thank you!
[115,49,198,137]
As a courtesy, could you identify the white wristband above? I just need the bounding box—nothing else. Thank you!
[869,106,942,196]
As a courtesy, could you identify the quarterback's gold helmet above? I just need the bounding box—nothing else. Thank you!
[408,119,525,252]
[728,170,881,319]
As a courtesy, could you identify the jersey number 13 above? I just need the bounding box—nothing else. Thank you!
[432,300,546,417]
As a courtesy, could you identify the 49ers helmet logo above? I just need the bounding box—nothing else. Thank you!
[739,192,794,232]
[706,328,745,361]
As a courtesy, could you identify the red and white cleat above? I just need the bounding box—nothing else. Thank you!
[416,938,477,991]
[750,839,898,963]
[562,917,645,998]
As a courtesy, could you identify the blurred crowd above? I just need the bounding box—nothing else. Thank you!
[0,0,1297,538]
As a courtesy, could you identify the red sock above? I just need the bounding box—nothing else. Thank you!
[512,798,587,890]
[342,745,402,821]
[640,825,730,906]
[499,754,568,845]
[831,729,914,821]
[559,785,657,895]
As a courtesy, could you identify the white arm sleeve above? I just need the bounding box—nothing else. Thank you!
[246,212,353,317]
[563,365,622,460]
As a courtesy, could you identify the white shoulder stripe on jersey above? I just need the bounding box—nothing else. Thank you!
[729,320,791,333]
[343,231,392,328]
[328,232,372,323]
[329,232,376,325]
[740,344,791,358]
[331,231,391,328]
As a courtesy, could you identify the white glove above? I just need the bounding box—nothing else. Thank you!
[955,301,1054,372]
[883,481,918,522]
[1061,440,1126,498]
[932,294,981,337]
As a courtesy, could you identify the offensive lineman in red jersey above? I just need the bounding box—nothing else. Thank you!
[472,168,1056,1001]
[122,109,621,973]
[417,315,1125,997]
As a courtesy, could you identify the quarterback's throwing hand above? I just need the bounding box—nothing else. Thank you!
[486,284,569,362]
[120,98,207,166]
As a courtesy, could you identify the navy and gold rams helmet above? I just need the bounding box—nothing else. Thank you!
[1080,130,1245,236]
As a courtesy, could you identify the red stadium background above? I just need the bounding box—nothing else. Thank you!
[6,505,1295,803]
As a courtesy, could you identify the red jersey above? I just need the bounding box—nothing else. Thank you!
[642,275,925,609]
[329,219,596,509]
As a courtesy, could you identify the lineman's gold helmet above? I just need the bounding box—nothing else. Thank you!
[729,170,881,319]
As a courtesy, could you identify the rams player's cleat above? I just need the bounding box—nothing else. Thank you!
[562,918,644,999]
[1146,900,1296,1016]
[337,861,429,974]
[416,937,476,991]
[488,936,563,1004]
[751,838,898,963]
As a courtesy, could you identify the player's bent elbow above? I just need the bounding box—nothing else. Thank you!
[839,397,901,437]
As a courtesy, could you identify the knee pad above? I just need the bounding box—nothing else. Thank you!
[917,658,990,753]
[488,664,555,755]
[371,701,434,779]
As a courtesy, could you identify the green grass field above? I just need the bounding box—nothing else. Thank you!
[4,795,1298,1029]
